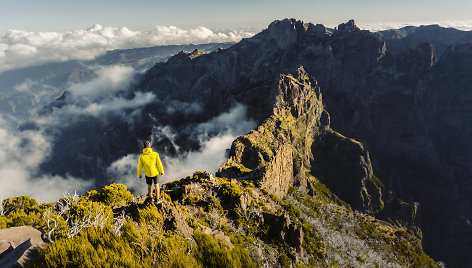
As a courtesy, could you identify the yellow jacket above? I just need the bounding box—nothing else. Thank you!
[137,148,164,177]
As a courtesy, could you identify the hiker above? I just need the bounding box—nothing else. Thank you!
[137,141,164,201]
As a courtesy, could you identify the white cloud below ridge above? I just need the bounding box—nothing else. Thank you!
[0,24,254,73]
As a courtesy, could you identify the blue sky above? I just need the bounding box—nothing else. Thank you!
[1,0,471,32]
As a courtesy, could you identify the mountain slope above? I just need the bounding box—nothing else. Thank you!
[377,24,472,56]
[1,67,437,266]
[34,19,472,267]
[0,43,232,121]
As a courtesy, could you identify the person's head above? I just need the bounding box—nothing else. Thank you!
[144,141,151,148]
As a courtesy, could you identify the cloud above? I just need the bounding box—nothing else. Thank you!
[0,115,91,203]
[35,65,155,127]
[194,103,256,140]
[106,103,257,194]
[160,134,236,182]
[356,20,472,32]
[68,65,135,100]
[0,25,255,73]
[106,154,142,194]
[0,64,150,202]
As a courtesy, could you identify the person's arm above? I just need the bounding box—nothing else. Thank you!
[155,152,164,175]
[137,156,143,178]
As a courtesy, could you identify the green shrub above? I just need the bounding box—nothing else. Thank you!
[194,231,255,268]
[28,227,140,267]
[98,183,133,208]
[138,204,163,225]
[67,197,113,228]
[278,252,292,267]
[221,181,242,201]
[0,216,7,229]
[186,194,197,205]
[208,197,224,213]
[7,209,41,227]
[156,234,201,268]
[159,192,170,203]
[2,196,38,215]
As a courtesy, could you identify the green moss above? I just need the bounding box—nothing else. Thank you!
[282,202,301,219]
[370,174,385,189]
[230,233,255,246]
[222,161,253,173]
[241,180,255,188]
[188,217,199,229]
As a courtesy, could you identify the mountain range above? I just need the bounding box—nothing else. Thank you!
[0,43,232,122]
[8,19,472,267]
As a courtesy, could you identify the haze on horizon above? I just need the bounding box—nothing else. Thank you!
[1,0,471,33]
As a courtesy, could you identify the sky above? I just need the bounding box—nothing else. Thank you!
[0,0,471,33]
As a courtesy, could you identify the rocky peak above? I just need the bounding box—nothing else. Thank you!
[218,66,324,197]
[166,49,204,64]
[336,19,360,33]
[263,18,327,49]
[264,18,302,49]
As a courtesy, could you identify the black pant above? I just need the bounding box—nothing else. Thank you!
[145,175,157,185]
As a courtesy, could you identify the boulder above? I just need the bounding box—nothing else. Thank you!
[0,226,45,267]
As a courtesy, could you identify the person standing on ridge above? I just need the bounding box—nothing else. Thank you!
[137,141,164,201]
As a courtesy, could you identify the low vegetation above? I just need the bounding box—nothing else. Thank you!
[1,170,438,267]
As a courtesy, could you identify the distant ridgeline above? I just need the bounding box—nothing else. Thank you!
[1,64,438,267]
[19,18,472,266]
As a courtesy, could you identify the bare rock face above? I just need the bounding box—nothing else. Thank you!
[262,212,303,249]
[156,201,194,239]
[311,130,384,214]
[218,66,324,197]
[218,66,384,213]
[0,226,45,267]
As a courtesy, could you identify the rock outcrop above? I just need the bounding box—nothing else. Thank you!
[217,66,384,216]
[0,226,45,267]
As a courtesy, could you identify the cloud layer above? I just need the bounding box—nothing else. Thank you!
[0,25,254,73]
[357,20,472,32]
[0,64,152,202]
[0,115,92,203]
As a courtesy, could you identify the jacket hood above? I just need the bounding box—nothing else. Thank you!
[143,148,153,154]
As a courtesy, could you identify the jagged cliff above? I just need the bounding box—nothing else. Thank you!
[217,66,383,215]
[33,18,472,267]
